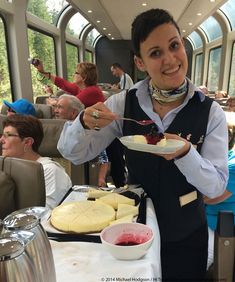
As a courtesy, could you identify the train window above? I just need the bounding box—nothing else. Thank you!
[66,42,79,82]
[86,28,100,47]
[200,16,222,42]
[27,0,69,25]
[85,50,93,63]
[0,16,12,105]
[188,31,203,49]
[228,42,235,97]
[220,0,235,31]
[66,13,89,38]
[194,53,203,86]
[207,46,222,92]
[27,28,56,98]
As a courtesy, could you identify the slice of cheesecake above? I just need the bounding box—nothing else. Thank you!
[116,203,139,219]
[97,193,135,209]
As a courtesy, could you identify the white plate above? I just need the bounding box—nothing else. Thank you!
[119,135,185,154]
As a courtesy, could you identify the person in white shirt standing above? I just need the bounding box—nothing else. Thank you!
[110,63,134,90]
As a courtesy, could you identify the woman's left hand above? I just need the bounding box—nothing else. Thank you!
[156,133,191,160]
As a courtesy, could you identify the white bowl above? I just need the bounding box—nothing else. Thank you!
[100,222,154,260]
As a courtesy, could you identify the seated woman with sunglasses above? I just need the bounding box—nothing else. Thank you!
[34,61,105,107]
[0,114,72,210]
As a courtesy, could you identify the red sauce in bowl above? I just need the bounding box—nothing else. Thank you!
[115,233,149,246]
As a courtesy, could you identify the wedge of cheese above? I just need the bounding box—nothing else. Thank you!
[87,188,111,199]
[116,203,139,219]
[50,200,115,233]
[97,193,135,209]
[109,214,134,225]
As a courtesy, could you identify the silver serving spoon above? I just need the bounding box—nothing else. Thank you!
[118,117,155,126]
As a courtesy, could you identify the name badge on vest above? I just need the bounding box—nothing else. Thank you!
[179,191,197,207]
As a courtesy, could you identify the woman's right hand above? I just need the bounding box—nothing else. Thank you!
[81,102,118,130]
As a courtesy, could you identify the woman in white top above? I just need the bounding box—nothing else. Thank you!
[0,114,71,209]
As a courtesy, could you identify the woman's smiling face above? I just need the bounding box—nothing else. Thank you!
[135,23,188,90]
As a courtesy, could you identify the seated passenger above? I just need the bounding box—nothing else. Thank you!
[227,96,235,111]
[204,126,235,268]
[215,90,228,99]
[0,114,72,210]
[54,94,109,187]
[34,60,105,107]
[54,94,84,120]
[4,98,36,116]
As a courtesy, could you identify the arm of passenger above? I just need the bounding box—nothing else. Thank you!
[54,76,80,96]
[43,163,72,210]
[174,102,229,198]
[57,92,126,165]
[57,114,119,165]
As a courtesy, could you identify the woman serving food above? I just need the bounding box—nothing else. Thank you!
[58,8,228,280]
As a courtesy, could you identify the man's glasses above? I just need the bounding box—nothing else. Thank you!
[0,132,20,139]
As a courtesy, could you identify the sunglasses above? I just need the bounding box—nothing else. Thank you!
[7,108,16,113]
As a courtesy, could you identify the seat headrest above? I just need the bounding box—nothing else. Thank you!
[0,170,16,219]
[35,96,50,104]
[0,113,7,134]
[34,104,53,119]
[0,156,45,214]
[39,119,66,157]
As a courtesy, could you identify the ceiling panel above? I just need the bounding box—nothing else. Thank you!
[69,0,228,40]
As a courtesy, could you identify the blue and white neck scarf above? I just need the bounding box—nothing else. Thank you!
[149,79,188,104]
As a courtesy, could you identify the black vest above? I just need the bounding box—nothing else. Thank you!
[123,89,213,242]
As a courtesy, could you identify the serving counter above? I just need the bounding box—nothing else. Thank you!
[48,192,161,282]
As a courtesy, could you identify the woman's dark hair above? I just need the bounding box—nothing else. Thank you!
[131,9,181,57]
[3,114,44,152]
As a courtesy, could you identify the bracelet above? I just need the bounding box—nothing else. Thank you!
[80,111,90,129]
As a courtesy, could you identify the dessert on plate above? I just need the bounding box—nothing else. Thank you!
[133,126,166,146]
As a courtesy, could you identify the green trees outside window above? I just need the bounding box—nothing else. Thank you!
[207,47,221,92]
[194,53,203,87]
[28,28,56,99]
[66,43,79,82]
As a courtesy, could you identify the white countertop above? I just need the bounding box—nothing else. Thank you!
[49,195,161,282]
